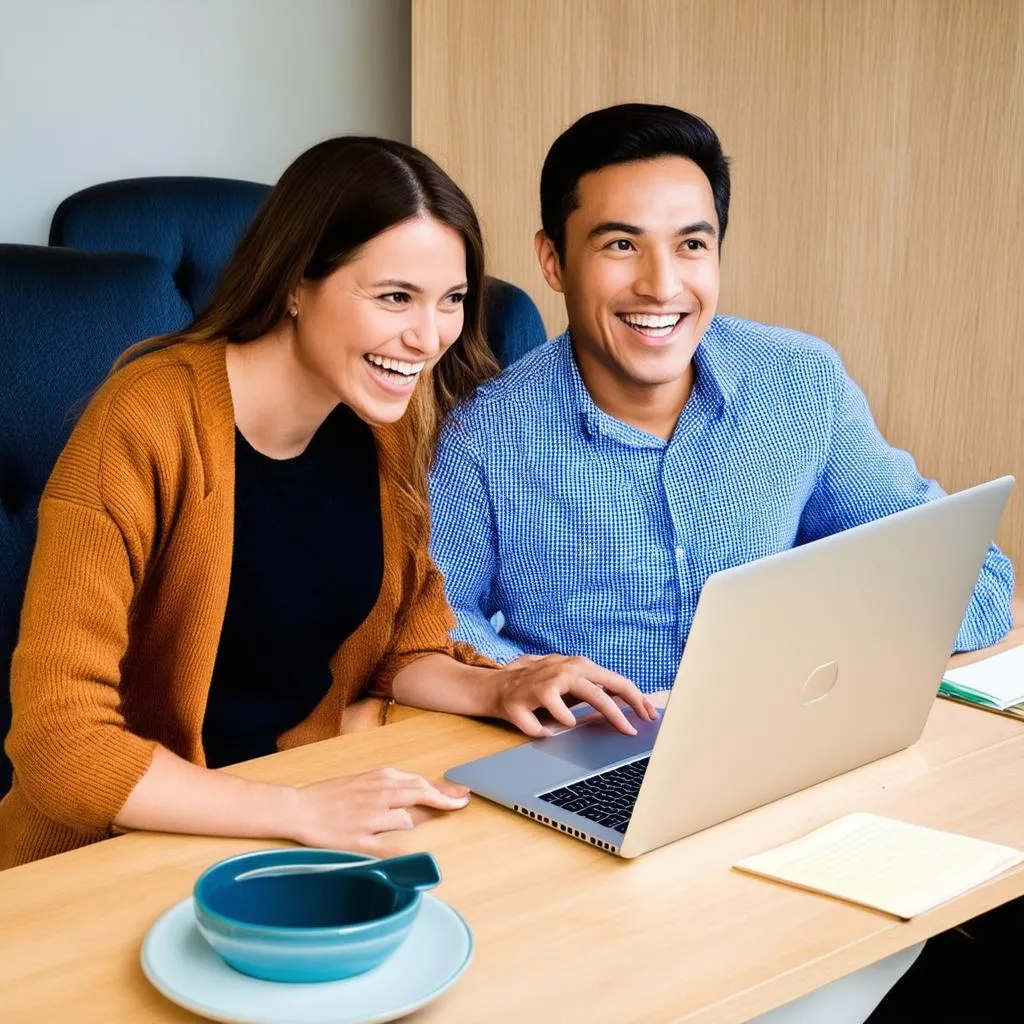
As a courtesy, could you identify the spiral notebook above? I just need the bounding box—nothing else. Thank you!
[734,813,1024,919]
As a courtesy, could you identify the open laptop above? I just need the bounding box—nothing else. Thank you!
[446,477,1014,858]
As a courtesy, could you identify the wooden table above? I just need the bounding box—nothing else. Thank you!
[2,624,1022,1023]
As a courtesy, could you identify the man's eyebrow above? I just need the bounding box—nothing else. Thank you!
[679,219,720,236]
[678,220,717,238]
[587,220,718,240]
[588,221,643,240]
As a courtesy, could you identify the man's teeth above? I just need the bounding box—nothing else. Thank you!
[619,313,683,329]
[365,354,425,377]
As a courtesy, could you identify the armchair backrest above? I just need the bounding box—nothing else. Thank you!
[50,177,270,315]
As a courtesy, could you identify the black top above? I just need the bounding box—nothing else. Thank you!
[201,404,383,769]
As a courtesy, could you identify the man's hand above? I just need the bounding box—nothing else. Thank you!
[484,654,656,737]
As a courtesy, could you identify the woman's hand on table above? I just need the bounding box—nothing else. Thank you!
[485,654,657,738]
[286,767,470,855]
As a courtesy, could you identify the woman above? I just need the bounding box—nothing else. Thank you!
[0,137,652,869]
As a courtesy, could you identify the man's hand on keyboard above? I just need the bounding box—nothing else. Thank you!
[483,654,657,738]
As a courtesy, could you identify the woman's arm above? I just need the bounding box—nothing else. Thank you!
[8,497,157,834]
[114,744,469,855]
[14,477,466,851]
[114,746,298,837]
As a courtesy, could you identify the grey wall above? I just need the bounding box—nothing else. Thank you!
[0,0,411,243]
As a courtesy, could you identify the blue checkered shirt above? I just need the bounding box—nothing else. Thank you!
[429,318,1015,693]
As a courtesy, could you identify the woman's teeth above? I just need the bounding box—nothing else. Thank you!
[618,312,683,338]
[364,353,425,380]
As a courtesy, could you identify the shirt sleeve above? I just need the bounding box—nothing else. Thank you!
[797,351,1015,652]
[428,418,526,664]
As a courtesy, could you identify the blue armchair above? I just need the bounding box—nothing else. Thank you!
[50,177,270,316]
[0,176,546,795]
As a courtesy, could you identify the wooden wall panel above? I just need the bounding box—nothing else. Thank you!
[413,0,1024,570]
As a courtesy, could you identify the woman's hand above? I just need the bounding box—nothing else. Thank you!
[485,654,657,738]
[286,767,470,855]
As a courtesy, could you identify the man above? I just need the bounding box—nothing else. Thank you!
[430,103,1014,703]
[429,103,1017,1024]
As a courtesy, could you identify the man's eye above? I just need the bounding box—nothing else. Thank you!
[682,238,707,251]
[607,238,635,252]
[380,292,411,304]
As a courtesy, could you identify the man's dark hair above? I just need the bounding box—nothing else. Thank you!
[540,103,731,260]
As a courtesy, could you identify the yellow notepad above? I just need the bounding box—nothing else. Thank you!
[734,813,1024,919]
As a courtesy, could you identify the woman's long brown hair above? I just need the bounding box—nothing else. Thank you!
[116,136,498,526]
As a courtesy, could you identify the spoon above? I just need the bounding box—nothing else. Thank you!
[232,851,442,892]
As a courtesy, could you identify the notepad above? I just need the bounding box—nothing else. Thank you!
[939,644,1024,711]
[734,813,1024,919]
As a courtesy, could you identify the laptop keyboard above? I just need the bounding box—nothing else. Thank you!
[538,757,650,834]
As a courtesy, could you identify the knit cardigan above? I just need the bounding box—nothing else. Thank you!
[0,341,488,868]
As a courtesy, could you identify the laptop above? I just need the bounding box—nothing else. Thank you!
[446,477,1014,858]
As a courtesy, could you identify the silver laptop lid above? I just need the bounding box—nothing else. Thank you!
[619,476,1013,857]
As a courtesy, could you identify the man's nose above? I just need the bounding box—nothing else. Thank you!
[634,250,681,303]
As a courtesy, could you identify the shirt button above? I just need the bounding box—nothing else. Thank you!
[675,546,686,562]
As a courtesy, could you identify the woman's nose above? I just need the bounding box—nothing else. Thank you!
[400,317,442,359]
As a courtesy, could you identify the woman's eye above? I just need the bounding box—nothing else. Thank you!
[445,292,468,306]
[380,292,411,304]
[606,238,636,252]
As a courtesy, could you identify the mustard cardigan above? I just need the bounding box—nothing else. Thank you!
[1,341,487,868]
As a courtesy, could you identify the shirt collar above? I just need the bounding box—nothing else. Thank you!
[692,316,743,409]
[556,332,662,449]
[556,317,742,446]
[556,331,604,441]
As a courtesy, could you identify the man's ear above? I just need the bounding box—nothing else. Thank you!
[535,231,565,294]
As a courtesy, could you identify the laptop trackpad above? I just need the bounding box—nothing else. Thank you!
[535,708,661,771]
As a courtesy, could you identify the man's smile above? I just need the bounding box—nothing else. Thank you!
[615,311,690,340]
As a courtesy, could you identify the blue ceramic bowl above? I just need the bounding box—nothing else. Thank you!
[193,850,422,983]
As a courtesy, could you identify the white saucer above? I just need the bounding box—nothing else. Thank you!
[141,896,473,1023]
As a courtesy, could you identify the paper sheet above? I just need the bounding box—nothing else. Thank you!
[941,644,1024,710]
[734,813,1024,919]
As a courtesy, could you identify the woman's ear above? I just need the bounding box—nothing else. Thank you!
[287,279,311,319]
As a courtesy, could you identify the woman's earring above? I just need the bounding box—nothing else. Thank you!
[288,307,298,318]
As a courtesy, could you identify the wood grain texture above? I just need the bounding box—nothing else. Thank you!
[413,0,1024,567]
[1,653,1023,1022]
